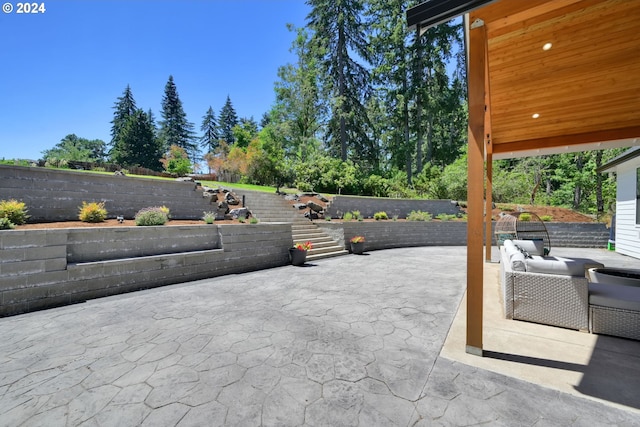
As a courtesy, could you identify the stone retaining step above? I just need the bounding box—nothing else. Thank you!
[237,189,347,261]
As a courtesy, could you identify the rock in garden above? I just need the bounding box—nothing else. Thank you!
[225,192,240,205]
[307,201,323,213]
[285,194,299,201]
[316,194,329,203]
[229,207,252,219]
[176,177,194,182]
[293,203,307,210]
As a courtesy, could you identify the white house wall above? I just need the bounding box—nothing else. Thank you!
[615,156,640,259]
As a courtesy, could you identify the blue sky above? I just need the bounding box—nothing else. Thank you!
[0,0,311,160]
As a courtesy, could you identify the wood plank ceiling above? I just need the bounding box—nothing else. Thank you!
[471,0,640,159]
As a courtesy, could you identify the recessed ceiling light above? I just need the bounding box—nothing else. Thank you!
[532,113,540,119]
[543,43,552,51]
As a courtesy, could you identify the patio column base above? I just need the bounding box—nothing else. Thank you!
[466,345,484,357]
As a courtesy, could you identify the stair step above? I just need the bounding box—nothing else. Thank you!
[295,240,335,249]
[307,249,349,261]
[292,233,327,241]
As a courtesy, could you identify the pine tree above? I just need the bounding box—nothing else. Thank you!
[159,75,197,159]
[111,109,163,171]
[199,106,219,153]
[110,85,137,152]
[307,0,373,163]
[218,95,238,144]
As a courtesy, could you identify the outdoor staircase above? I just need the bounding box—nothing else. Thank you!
[234,189,348,261]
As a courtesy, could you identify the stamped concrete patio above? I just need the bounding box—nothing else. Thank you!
[0,246,638,426]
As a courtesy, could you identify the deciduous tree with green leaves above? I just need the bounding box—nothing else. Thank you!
[42,134,107,163]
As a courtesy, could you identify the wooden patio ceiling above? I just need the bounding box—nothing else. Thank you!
[469,0,640,159]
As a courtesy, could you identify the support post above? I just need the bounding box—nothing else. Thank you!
[485,151,493,262]
[465,14,487,356]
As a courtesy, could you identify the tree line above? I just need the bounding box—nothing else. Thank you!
[39,0,620,215]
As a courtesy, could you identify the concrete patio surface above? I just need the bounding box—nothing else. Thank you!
[0,246,638,426]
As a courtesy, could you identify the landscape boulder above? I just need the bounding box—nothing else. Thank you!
[229,207,252,219]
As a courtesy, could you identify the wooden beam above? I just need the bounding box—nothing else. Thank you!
[492,126,640,155]
[485,150,493,262]
[484,30,494,263]
[465,14,486,356]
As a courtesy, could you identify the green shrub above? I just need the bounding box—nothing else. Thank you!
[135,207,168,226]
[295,181,313,192]
[373,211,388,221]
[0,199,29,225]
[436,213,457,221]
[0,217,15,230]
[519,213,532,221]
[343,212,353,221]
[239,217,246,223]
[91,167,106,172]
[78,201,107,223]
[202,211,215,224]
[352,210,362,220]
[325,216,332,221]
[392,215,398,222]
[540,215,553,222]
[249,217,259,224]
[407,210,432,221]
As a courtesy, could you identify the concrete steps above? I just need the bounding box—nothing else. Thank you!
[237,189,347,261]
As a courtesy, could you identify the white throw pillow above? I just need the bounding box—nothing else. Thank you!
[513,239,544,256]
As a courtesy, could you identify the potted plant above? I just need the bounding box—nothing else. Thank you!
[350,236,365,255]
[290,241,312,266]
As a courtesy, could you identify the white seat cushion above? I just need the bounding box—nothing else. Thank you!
[589,282,640,311]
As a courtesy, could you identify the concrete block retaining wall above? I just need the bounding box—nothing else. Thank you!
[0,165,217,222]
[0,223,292,316]
[317,221,609,251]
[325,195,461,219]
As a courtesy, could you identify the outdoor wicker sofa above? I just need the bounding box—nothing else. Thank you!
[500,239,604,331]
[588,275,640,341]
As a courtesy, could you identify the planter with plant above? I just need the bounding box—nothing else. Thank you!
[350,236,365,254]
[290,241,312,266]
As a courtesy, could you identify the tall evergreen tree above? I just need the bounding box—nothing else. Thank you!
[159,75,197,159]
[200,106,219,153]
[307,0,373,164]
[367,0,413,181]
[218,95,238,144]
[273,24,325,162]
[110,85,137,152]
[111,109,164,171]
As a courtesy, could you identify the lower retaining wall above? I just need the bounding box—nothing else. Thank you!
[0,223,292,316]
[0,220,609,317]
[317,221,609,251]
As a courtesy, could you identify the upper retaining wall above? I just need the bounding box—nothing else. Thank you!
[325,195,461,219]
[0,165,216,222]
